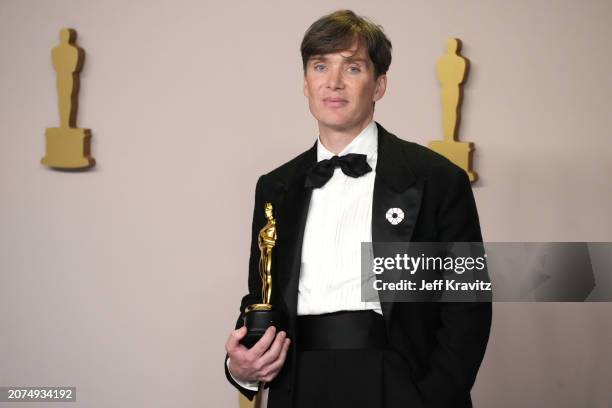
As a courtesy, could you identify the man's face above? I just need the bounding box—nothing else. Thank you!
[303,42,387,133]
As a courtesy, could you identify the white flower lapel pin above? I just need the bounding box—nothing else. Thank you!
[385,208,405,225]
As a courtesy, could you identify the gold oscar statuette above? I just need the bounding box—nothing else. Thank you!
[241,203,286,348]
[428,38,478,182]
[41,28,95,169]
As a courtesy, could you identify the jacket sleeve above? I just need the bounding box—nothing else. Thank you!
[415,167,493,406]
[224,176,267,400]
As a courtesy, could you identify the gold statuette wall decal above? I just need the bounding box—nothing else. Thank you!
[428,38,477,182]
[239,392,261,408]
[41,28,95,169]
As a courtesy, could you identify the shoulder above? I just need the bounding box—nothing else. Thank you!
[380,125,467,182]
[265,147,314,180]
[254,143,316,192]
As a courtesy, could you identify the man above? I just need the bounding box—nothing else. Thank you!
[225,10,491,408]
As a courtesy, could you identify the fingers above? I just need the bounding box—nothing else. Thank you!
[256,330,287,368]
[248,326,277,358]
[225,326,291,384]
[225,326,247,354]
[258,337,291,382]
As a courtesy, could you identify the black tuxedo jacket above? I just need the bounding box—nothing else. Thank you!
[225,122,492,408]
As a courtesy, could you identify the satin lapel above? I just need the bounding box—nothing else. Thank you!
[274,145,316,326]
[372,123,424,322]
[276,185,312,322]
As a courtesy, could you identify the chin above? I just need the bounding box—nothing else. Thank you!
[316,112,352,129]
[321,120,352,131]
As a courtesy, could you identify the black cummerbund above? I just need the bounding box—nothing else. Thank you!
[296,310,388,351]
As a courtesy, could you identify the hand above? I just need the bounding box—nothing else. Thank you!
[226,326,291,383]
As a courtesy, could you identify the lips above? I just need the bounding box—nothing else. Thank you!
[323,98,348,108]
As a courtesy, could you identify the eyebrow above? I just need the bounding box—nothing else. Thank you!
[310,55,369,65]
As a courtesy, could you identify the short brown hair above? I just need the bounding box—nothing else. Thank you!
[300,10,392,78]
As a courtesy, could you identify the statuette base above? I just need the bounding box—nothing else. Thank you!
[240,308,286,349]
[42,127,95,169]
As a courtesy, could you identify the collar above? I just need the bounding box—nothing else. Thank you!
[277,121,415,193]
[316,120,378,166]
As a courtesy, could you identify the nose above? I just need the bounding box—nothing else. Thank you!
[325,65,344,90]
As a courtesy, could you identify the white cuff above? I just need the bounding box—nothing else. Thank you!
[227,357,259,391]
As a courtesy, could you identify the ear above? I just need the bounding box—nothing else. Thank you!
[303,75,309,98]
[373,74,387,102]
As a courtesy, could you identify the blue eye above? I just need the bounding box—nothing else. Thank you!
[348,66,361,73]
[314,64,325,71]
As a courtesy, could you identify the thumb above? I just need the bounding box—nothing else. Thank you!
[227,326,248,351]
[235,326,247,339]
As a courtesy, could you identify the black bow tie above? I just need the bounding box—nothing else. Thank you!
[304,153,372,188]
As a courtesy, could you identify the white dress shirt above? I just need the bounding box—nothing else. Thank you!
[228,120,381,391]
[298,120,382,316]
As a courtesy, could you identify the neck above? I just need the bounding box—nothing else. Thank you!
[318,114,374,155]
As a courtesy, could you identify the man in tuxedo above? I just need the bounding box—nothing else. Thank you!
[225,9,492,408]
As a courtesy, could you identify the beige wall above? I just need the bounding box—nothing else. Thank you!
[1,0,611,406]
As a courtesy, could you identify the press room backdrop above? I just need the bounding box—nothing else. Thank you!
[1,0,611,407]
